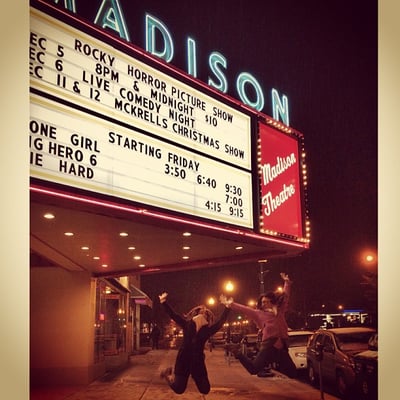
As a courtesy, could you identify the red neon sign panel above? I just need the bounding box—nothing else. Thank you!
[258,122,303,238]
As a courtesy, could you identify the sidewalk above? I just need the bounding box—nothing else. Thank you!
[31,347,339,400]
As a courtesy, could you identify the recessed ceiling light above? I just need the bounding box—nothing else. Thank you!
[183,232,191,237]
[182,246,191,250]
[139,264,146,268]
[64,232,74,236]
[182,256,189,260]
[133,255,141,260]
[93,256,100,260]
[81,246,89,250]
[128,246,136,250]
[43,213,55,219]
[119,232,128,237]
[235,246,243,250]
[101,264,108,268]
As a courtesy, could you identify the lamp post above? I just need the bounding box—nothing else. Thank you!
[360,250,378,325]
[258,259,269,295]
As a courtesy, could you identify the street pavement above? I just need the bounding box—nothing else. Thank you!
[31,347,339,400]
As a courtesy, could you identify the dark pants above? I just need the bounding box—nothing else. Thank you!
[170,373,210,394]
[237,337,297,378]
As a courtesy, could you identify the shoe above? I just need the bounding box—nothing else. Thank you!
[160,367,173,379]
[257,368,274,378]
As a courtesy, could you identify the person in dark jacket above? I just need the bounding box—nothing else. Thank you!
[159,292,231,395]
[149,324,161,349]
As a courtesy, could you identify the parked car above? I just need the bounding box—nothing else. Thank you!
[287,330,314,370]
[306,326,376,398]
[240,333,259,358]
[354,333,378,399]
[210,330,226,346]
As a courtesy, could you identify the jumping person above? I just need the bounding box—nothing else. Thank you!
[222,273,297,378]
[159,292,231,395]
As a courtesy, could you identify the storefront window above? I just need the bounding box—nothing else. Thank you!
[94,279,128,362]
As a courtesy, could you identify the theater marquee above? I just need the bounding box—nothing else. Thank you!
[30,7,254,229]
[29,2,310,246]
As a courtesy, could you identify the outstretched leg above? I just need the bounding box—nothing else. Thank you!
[170,374,190,394]
[160,368,190,394]
[193,374,211,395]
[237,345,276,375]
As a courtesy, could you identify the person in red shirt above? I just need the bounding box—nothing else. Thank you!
[222,272,296,378]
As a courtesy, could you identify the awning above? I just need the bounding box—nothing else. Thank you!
[130,285,152,306]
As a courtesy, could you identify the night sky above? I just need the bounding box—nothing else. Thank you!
[57,0,378,315]
[118,0,379,315]
[131,0,378,316]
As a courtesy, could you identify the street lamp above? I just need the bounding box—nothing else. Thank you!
[224,281,234,293]
[365,254,375,263]
[359,249,378,268]
[359,249,377,325]
[247,299,256,308]
[207,297,216,306]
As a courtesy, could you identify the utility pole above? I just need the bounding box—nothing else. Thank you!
[258,260,269,295]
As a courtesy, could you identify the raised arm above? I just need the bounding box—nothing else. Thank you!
[220,294,263,327]
[159,292,186,327]
[208,306,230,336]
